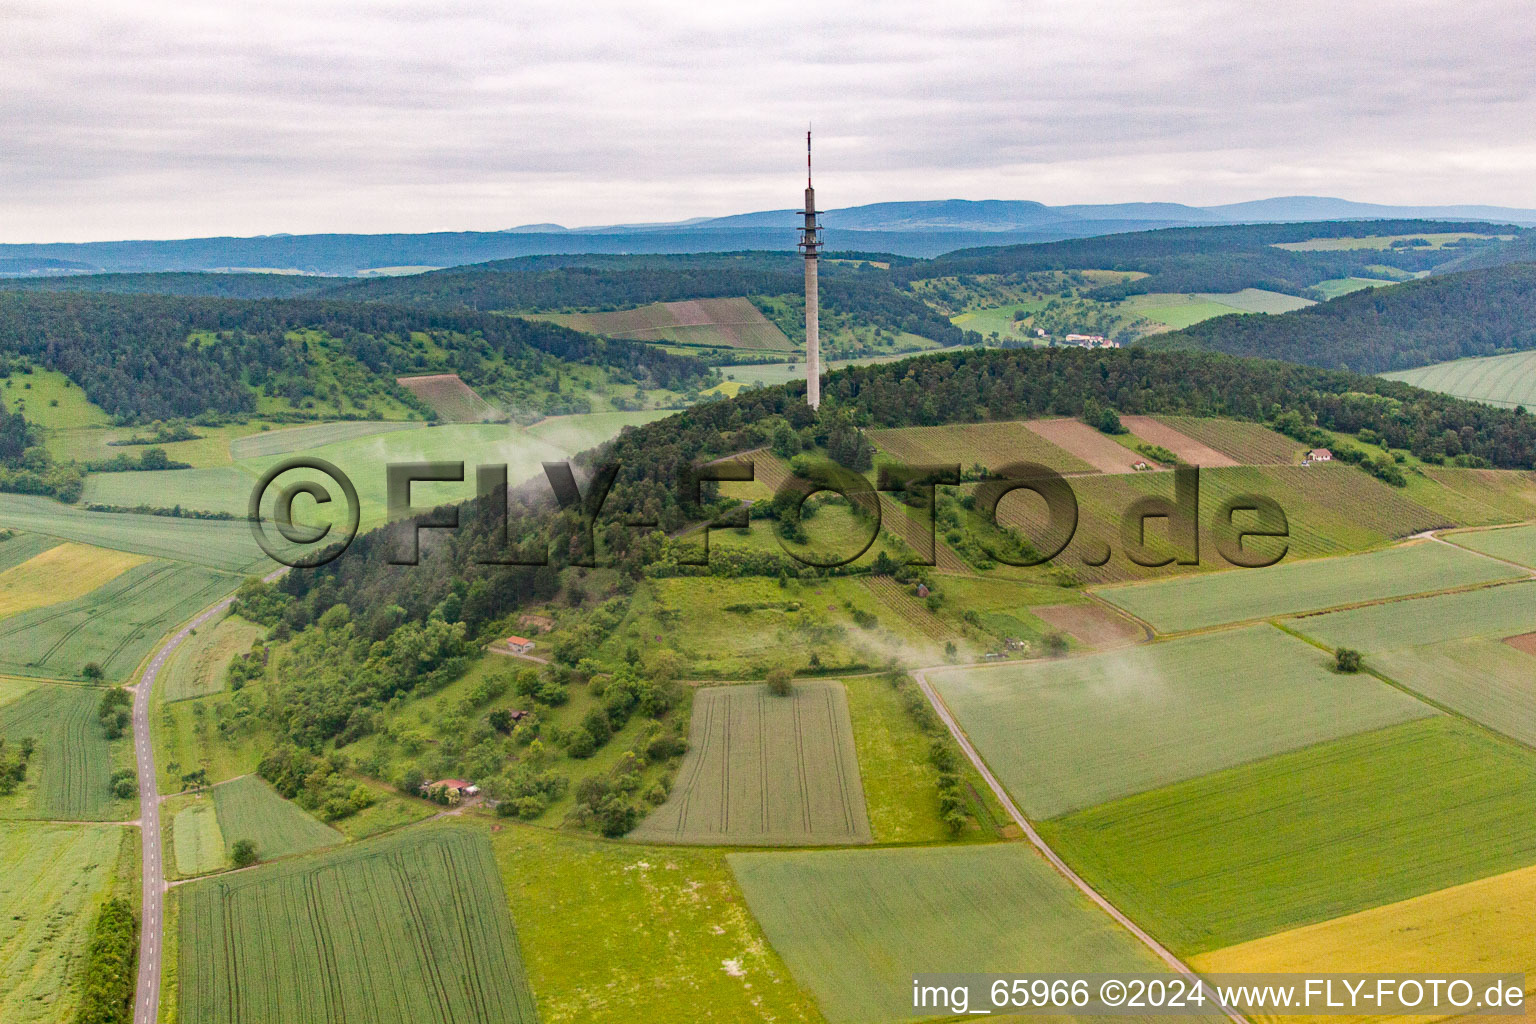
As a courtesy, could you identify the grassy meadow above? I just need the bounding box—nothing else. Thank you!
[172,800,228,876]
[928,625,1431,818]
[0,368,112,429]
[1097,540,1520,633]
[160,614,264,702]
[210,775,341,862]
[179,828,538,1024]
[730,844,1207,1024]
[153,691,272,794]
[630,681,871,846]
[492,823,823,1024]
[0,682,133,820]
[0,823,128,1024]
[1039,717,1536,954]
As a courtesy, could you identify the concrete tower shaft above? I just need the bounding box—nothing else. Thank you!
[798,130,823,410]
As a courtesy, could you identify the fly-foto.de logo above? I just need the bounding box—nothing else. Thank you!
[246,457,1290,571]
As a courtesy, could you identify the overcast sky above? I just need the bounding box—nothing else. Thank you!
[4,0,1535,242]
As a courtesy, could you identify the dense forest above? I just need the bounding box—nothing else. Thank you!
[901,220,1518,298]
[269,344,1536,653]
[0,292,710,421]
[1144,263,1536,373]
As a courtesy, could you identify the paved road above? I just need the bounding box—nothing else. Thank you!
[130,588,257,1024]
[911,668,1248,1024]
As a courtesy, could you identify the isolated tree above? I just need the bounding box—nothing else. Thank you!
[1334,648,1364,673]
[765,667,793,697]
[81,662,104,681]
[231,839,258,867]
[1043,632,1070,658]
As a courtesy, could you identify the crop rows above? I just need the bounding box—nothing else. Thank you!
[179,829,538,1024]
[395,373,500,422]
[863,576,955,641]
[0,684,117,819]
[869,420,1096,475]
[210,775,341,862]
[631,681,871,845]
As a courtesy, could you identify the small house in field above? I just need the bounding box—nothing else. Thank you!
[503,635,535,653]
[1132,460,1153,472]
[508,709,530,724]
[915,583,930,598]
[422,779,479,804]
[1305,448,1333,464]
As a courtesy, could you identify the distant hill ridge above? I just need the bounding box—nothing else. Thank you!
[4,196,1533,276]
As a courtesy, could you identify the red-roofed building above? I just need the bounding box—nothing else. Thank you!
[503,635,535,653]
[422,779,479,804]
[1304,448,1334,464]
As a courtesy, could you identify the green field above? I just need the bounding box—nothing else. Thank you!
[0,531,59,573]
[1448,523,1536,567]
[174,801,228,876]
[0,823,126,1023]
[1276,232,1499,251]
[0,683,130,819]
[0,367,112,429]
[1290,579,1535,652]
[1311,277,1397,299]
[179,828,538,1024]
[161,614,265,702]
[493,823,822,1024]
[227,419,425,460]
[1193,288,1315,314]
[1382,349,1536,410]
[210,775,341,862]
[730,844,1203,1024]
[631,681,871,846]
[1039,717,1536,954]
[842,674,965,843]
[870,419,1096,474]
[1372,639,1536,747]
[82,466,258,517]
[0,493,268,573]
[1097,540,1519,633]
[153,691,272,794]
[523,410,672,452]
[546,297,794,351]
[928,625,1431,818]
[0,559,240,681]
[1132,294,1252,329]
[1147,416,1300,464]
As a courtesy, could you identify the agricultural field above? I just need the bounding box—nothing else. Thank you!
[716,350,943,390]
[1311,276,1397,299]
[0,367,112,429]
[0,682,131,820]
[1274,232,1501,251]
[992,463,1452,585]
[1097,540,1519,633]
[1147,415,1301,464]
[1030,602,1144,648]
[160,614,265,702]
[179,828,538,1024]
[1447,523,1536,567]
[0,560,241,681]
[1192,288,1315,314]
[0,531,60,572]
[492,823,823,1024]
[547,298,794,351]
[227,419,424,459]
[0,492,268,573]
[209,775,341,862]
[1371,639,1536,749]
[1129,293,1264,329]
[0,541,145,618]
[730,844,1204,1024]
[1024,417,1155,473]
[630,681,871,846]
[1382,349,1536,410]
[1419,467,1536,521]
[81,466,257,517]
[927,625,1431,818]
[47,421,279,468]
[0,823,127,1024]
[1118,415,1238,467]
[396,372,502,421]
[523,409,672,452]
[1039,717,1536,954]
[1289,579,1536,653]
[173,800,228,876]
[870,419,1096,475]
[1192,861,1536,1017]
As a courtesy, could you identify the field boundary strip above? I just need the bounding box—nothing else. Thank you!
[912,666,1247,1024]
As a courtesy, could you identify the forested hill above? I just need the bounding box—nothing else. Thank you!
[281,343,1536,644]
[900,219,1520,298]
[1141,263,1536,374]
[0,291,709,421]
